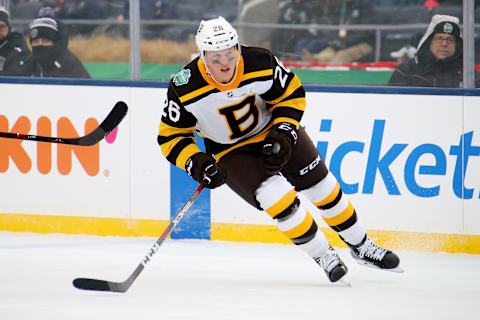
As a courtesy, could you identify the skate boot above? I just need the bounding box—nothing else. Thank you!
[314,246,348,282]
[349,236,402,272]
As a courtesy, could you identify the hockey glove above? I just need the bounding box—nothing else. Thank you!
[186,153,226,189]
[262,122,298,174]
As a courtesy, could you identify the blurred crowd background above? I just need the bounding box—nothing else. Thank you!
[0,0,477,85]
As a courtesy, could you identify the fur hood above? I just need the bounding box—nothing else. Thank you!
[415,14,462,65]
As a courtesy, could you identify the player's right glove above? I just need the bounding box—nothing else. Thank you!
[262,122,298,174]
[186,153,226,189]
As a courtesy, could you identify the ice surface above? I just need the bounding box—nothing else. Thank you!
[0,232,479,320]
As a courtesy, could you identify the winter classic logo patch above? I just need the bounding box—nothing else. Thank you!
[173,69,191,86]
[443,23,454,34]
[30,28,39,39]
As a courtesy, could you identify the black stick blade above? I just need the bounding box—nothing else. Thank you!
[72,185,205,294]
[73,278,123,292]
[73,278,110,291]
[77,101,128,146]
[0,101,128,146]
[98,101,128,137]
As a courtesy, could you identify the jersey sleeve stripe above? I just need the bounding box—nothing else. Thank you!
[263,75,302,105]
[268,97,306,112]
[160,136,189,160]
[271,108,304,125]
[162,137,200,170]
[272,117,300,128]
[158,121,196,136]
[279,86,305,101]
[175,143,202,169]
[157,132,193,146]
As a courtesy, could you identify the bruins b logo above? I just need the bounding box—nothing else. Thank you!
[218,95,259,140]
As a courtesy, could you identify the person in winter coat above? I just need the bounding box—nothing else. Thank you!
[0,5,30,76]
[388,14,478,87]
[22,13,90,78]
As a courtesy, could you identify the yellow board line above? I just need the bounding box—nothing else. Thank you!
[211,223,480,254]
[1,213,479,254]
[0,213,169,237]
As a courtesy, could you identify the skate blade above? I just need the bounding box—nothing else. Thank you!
[334,274,352,287]
[356,260,404,273]
[338,276,352,287]
[386,266,404,273]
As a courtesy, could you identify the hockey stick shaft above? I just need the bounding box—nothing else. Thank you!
[73,183,205,293]
[0,101,128,146]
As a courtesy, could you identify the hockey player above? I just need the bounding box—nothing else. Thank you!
[158,17,401,283]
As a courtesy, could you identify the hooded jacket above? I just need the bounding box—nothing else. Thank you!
[22,20,90,79]
[388,15,475,88]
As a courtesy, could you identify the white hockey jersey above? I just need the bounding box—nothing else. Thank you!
[158,46,306,170]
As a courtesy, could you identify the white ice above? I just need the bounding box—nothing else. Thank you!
[0,231,479,320]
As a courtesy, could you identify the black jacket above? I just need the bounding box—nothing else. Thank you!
[22,22,90,79]
[23,48,91,78]
[388,15,479,88]
[388,53,465,88]
[0,31,31,76]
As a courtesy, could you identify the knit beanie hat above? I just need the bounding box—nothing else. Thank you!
[0,5,9,27]
[416,14,462,53]
[432,20,461,40]
[29,17,59,43]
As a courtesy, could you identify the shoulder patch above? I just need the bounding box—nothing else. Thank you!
[173,69,191,86]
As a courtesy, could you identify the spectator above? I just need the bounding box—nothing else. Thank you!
[56,0,108,36]
[140,0,175,39]
[98,0,129,38]
[270,0,316,59]
[22,12,91,78]
[388,14,478,87]
[300,0,375,64]
[0,5,30,76]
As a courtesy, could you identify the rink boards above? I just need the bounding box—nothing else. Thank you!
[0,79,479,253]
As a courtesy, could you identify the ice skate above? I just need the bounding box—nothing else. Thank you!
[314,246,349,283]
[349,236,403,273]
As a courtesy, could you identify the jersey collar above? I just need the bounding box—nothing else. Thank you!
[198,55,244,92]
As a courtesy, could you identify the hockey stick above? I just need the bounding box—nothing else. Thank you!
[0,101,128,146]
[73,183,206,293]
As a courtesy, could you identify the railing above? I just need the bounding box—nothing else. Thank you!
[10,18,479,86]
[13,18,479,61]
[9,18,428,60]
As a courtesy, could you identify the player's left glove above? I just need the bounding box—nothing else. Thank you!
[186,152,226,189]
[262,122,298,174]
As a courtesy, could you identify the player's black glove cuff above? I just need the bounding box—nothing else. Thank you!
[262,122,298,174]
[186,153,226,189]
